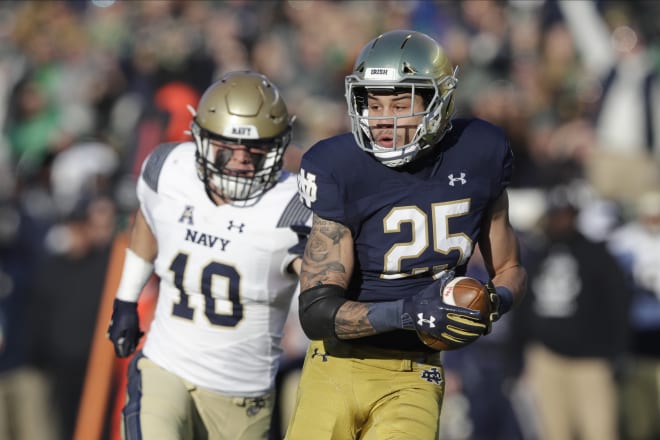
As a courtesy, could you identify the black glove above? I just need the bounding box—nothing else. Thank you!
[484,281,500,334]
[106,299,144,358]
[402,272,487,347]
[288,224,311,256]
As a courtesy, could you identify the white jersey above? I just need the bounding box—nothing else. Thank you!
[137,141,310,396]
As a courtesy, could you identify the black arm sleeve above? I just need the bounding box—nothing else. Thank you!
[298,284,347,340]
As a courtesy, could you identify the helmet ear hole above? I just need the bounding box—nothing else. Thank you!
[402,62,416,75]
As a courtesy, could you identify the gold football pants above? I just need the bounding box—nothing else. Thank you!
[285,340,445,440]
[122,354,273,440]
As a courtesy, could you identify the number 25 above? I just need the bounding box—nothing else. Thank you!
[382,199,472,279]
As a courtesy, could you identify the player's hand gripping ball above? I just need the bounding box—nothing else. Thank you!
[418,276,491,351]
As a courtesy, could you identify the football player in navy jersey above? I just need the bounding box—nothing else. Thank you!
[285,30,527,440]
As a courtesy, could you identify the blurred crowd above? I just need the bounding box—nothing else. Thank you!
[0,1,658,439]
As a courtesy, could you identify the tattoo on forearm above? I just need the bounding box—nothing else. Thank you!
[334,302,378,339]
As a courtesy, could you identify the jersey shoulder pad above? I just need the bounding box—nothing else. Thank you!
[276,193,312,227]
[303,133,357,167]
[141,142,181,193]
[298,133,369,221]
[448,118,513,192]
[449,118,508,148]
[259,171,312,228]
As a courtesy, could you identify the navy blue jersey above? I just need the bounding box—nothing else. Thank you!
[298,118,513,350]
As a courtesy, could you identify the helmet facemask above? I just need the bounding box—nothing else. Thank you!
[192,120,290,207]
[346,73,457,168]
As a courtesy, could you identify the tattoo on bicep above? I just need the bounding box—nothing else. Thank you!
[300,216,351,288]
[318,221,344,244]
[334,302,378,339]
[300,264,347,288]
[306,234,329,263]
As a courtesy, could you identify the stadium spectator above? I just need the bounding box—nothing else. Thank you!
[609,189,660,440]
[514,183,631,440]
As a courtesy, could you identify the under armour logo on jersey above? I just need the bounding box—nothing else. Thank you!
[179,205,194,225]
[298,168,317,208]
[311,347,328,362]
[227,220,245,233]
[420,367,443,385]
[448,173,467,186]
[417,313,436,328]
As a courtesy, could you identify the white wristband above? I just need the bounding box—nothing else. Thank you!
[115,248,154,302]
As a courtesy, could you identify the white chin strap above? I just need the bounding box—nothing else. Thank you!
[371,143,421,167]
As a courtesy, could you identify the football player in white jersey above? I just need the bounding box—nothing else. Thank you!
[106,71,311,440]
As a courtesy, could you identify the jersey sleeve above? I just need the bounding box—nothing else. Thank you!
[498,137,514,195]
[482,122,513,199]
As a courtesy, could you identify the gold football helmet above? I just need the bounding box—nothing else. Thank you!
[345,30,458,167]
[190,71,293,205]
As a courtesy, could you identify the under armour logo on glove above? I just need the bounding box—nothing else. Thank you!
[416,313,436,328]
[402,272,486,349]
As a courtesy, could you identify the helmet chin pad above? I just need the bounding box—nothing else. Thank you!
[371,142,422,168]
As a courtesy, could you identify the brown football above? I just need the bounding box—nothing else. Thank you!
[418,276,490,351]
